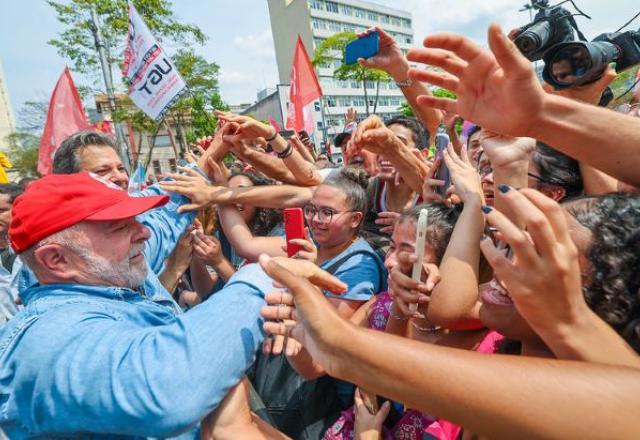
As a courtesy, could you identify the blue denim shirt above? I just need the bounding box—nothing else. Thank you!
[0,263,271,438]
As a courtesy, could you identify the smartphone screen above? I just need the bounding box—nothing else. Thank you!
[284,208,306,257]
[434,131,451,196]
[410,208,429,313]
[344,31,379,65]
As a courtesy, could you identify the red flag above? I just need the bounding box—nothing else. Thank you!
[38,67,90,175]
[286,36,322,132]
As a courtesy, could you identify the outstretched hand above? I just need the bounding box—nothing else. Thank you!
[479,188,588,340]
[258,255,349,372]
[160,167,221,213]
[407,24,546,138]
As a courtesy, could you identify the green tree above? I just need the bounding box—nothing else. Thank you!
[169,49,229,147]
[312,32,391,116]
[4,133,40,179]
[47,0,206,79]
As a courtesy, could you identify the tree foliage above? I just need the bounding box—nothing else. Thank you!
[47,0,207,78]
[4,133,40,179]
[48,0,225,164]
[312,32,391,115]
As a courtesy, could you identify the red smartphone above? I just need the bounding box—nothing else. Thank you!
[284,208,306,257]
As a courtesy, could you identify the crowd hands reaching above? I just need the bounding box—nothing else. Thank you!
[160,23,640,439]
[2,21,640,440]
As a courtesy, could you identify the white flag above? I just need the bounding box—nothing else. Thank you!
[122,1,187,121]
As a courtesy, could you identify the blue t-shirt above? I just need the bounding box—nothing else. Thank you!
[320,238,387,301]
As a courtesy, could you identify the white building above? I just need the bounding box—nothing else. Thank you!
[0,60,16,147]
[265,0,413,150]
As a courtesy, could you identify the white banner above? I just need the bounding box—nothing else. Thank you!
[122,1,186,121]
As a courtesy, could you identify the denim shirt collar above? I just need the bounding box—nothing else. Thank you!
[20,282,147,306]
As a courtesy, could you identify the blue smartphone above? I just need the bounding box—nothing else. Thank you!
[344,31,379,65]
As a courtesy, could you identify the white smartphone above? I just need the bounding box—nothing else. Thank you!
[410,208,429,313]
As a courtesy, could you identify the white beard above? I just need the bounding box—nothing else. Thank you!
[75,246,147,290]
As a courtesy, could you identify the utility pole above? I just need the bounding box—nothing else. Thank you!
[89,7,132,171]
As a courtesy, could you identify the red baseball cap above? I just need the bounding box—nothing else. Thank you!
[10,172,169,253]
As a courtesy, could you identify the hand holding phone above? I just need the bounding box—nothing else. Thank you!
[345,31,380,65]
[434,128,451,197]
[284,208,306,257]
[410,209,429,313]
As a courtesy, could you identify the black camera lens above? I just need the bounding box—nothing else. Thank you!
[543,41,621,89]
[515,19,553,60]
[548,45,592,86]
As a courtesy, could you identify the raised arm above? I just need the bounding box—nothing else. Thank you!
[260,257,640,440]
[160,175,314,213]
[357,26,442,137]
[218,204,286,262]
[407,24,640,187]
[428,144,485,329]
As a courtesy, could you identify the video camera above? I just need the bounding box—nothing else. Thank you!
[514,1,640,90]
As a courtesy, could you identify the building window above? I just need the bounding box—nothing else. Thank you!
[317,121,323,129]
[314,102,321,111]
[391,17,401,27]
[152,160,162,176]
[381,15,390,24]
[404,19,411,28]
[327,97,336,107]
[168,158,177,173]
[367,12,378,21]
[325,1,339,13]
[353,96,365,106]
[405,36,412,44]
[309,0,323,10]
[365,80,375,89]
[341,5,353,15]
[355,8,365,18]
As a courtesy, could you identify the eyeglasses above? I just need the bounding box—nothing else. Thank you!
[303,204,353,223]
[527,172,558,186]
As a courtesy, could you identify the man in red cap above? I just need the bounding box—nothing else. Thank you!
[0,172,283,438]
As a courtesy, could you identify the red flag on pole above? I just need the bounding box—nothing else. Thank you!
[38,67,90,175]
[286,36,322,133]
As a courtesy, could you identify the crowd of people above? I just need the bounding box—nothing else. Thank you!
[1,22,639,439]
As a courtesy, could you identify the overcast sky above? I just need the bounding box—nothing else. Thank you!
[1,0,638,125]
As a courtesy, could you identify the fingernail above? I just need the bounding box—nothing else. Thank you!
[498,184,510,194]
[481,205,492,214]
[426,282,434,291]
[610,62,617,70]
[480,235,488,241]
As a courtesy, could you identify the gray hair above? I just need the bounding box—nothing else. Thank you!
[20,223,85,272]
[53,131,118,174]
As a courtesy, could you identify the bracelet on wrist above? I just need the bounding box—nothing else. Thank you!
[411,320,442,333]
[265,130,278,142]
[277,142,294,159]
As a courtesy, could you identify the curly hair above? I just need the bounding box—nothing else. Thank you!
[565,193,640,352]
[229,171,282,236]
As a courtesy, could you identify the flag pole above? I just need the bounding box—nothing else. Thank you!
[89,7,132,172]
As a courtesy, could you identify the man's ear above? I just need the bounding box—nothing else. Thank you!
[351,212,364,230]
[34,244,79,281]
